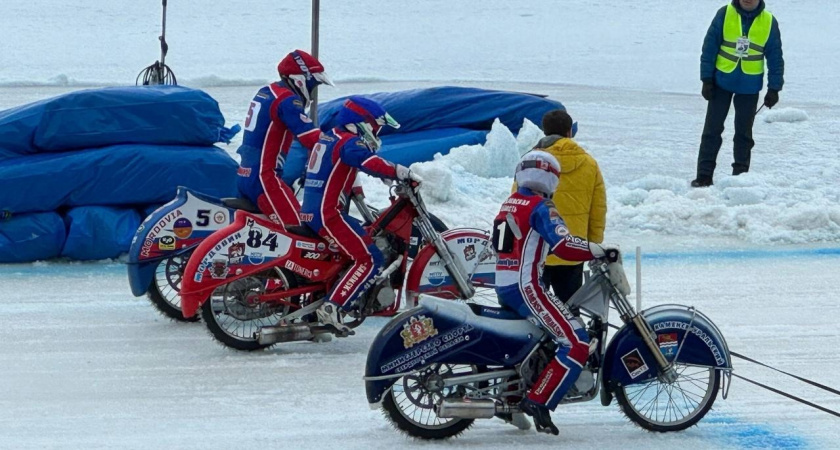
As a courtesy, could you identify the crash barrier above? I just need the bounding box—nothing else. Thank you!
[0,86,239,262]
[282,86,564,184]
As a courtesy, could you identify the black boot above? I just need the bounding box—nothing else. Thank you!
[519,399,559,435]
[690,176,713,188]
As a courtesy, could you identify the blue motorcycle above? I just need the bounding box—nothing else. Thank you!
[364,251,733,438]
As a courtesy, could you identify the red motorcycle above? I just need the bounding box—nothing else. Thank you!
[180,180,498,351]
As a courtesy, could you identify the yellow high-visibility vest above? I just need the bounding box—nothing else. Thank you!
[716,4,773,75]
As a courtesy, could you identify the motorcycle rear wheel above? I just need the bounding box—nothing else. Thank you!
[200,268,297,351]
[147,252,199,322]
[381,363,477,440]
[614,364,720,432]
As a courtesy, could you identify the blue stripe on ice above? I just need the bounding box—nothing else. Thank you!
[705,415,808,449]
[623,247,840,263]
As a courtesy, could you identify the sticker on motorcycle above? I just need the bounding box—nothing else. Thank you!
[463,244,476,261]
[173,218,193,239]
[657,333,679,358]
[401,315,438,349]
[158,235,176,251]
[210,259,230,279]
[621,348,649,379]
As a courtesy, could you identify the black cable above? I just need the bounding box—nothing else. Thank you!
[731,351,840,397]
[732,374,840,419]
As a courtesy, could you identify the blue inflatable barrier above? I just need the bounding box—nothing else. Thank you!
[0,212,66,263]
[0,85,238,160]
[0,144,239,214]
[61,206,141,260]
[316,86,564,136]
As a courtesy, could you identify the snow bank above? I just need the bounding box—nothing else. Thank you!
[358,119,840,245]
[762,107,809,123]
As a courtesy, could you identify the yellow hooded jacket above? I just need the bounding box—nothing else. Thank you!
[517,136,607,266]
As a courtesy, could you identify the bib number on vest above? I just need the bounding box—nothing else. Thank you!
[735,37,750,57]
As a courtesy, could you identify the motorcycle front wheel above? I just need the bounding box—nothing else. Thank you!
[199,268,298,351]
[381,363,478,440]
[614,363,720,432]
[147,252,198,322]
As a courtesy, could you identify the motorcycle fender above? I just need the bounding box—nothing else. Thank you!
[405,228,495,304]
[126,187,233,296]
[603,305,732,388]
[365,298,543,405]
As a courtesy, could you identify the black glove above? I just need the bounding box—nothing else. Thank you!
[702,81,715,101]
[764,89,779,108]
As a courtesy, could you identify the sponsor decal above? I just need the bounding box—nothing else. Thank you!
[381,324,474,373]
[653,321,726,366]
[158,235,176,251]
[301,250,329,261]
[455,237,482,245]
[304,179,324,188]
[478,247,494,262]
[197,232,244,275]
[173,218,193,239]
[410,236,419,246]
[292,99,304,108]
[555,225,569,236]
[548,206,561,220]
[426,271,446,286]
[140,210,184,257]
[317,242,326,251]
[463,244,476,261]
[320,134,335,142]
[300,113,312,123]
[657,332,679,358]
[500,204,517,213]
[533,368,554,396]
[228,243,246,265]
[210,259,230,279]
[237,167,252,177]
[355,140,366,147]
[295,241,317,250]
[299,212,314,222]
[497,258,519,267]
[329,242,340,253]
[214,211,227,224]
[249,252,264,265]
[621,348,649,379]
[503,197,531,206]
[284,260,313,278]
[564,235,589,251]
[400,316,438,349]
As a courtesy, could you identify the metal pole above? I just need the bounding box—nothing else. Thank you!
[635,246,642,311]
[310,0,320,125]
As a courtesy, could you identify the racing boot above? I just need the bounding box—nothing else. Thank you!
[519,398,559,436]
[316,302,353,337]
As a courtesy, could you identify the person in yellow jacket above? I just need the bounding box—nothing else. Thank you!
[523,110,607,306]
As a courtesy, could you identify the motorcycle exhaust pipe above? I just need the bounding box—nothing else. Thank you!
[436,399,497,419]
[256,324,314,345]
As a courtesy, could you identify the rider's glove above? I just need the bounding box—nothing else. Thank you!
[590,243,620,263]
[396,164,423,186]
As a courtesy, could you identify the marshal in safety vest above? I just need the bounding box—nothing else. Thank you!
[716,4,773,76]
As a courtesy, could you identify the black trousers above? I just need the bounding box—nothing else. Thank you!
[542,264,584,304]
[696,85,760,179]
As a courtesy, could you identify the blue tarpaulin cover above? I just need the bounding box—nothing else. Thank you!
[0,212,66,263]
[61,206,141,261]
[0,85,237,160]
[0,144,238,215]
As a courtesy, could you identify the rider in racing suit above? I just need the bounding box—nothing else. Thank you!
[236,50,333,226]
[493,150,614,435]
[301,96,422,333]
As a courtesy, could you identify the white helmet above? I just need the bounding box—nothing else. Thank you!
[515,150,560,197]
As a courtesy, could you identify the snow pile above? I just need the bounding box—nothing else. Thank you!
[762,108,809,123]
[609,172,840,244]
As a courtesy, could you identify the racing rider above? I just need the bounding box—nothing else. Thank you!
[493,150,616,435]
[236,50,333,226]
[301,96,421,334]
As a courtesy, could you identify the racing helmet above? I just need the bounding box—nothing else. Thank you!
[515,150,561,197]
[336,96,400,151]
[277,50,334,105]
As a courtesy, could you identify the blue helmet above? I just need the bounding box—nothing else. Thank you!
[335,96,400,151]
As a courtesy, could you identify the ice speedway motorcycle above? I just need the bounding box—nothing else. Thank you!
[170,179,498,350]
[126,182,449,323]
[364,251,733,438]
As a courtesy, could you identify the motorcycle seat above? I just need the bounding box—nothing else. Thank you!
[221,197,261,213]
[286,225,320,239]
[468,303,522,321]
